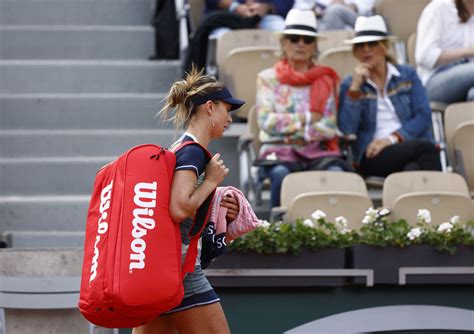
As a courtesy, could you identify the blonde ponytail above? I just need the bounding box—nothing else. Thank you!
[158,67,225,129]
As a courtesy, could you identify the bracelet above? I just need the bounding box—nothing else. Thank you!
[388,134,398,145]
[228,2,239,12]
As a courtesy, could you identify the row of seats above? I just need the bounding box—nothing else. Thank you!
[239,101,474,207]
[275,170,473,230]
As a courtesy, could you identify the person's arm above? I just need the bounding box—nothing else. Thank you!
[337,76,363,136]
[169,153,228,223]
[435,46,474,67]
[394,67,432,141]
[306,94,339,141]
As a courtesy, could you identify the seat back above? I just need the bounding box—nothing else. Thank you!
[216,29,280,71]
[220,46,280,119]
[247,105,261,154]
[453,121,474,192]
[317,30,355,55]
[407,32,417,67]
[318,46,357,80]
[374,0,430,44]
[391,192,473,225]
[287,191,373,229]
[280,171,369,208]
[444,102,474,162]
[382,171,470,208]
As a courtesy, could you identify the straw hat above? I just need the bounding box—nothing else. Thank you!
[344,15,396,44]
[281,9,323,37]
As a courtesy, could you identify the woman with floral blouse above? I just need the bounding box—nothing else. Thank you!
[256,8,350,208]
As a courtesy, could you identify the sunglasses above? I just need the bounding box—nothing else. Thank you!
[354,41,381,49]
[285,34,316,44]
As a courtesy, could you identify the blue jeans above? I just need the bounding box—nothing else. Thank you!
[426,62,474,103]
[259,161,344,208]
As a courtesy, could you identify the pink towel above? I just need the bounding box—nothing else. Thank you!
[210,186,261,240]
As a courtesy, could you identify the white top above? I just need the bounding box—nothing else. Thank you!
[366,63,402,140]
[293,0,374,16]
[415,0,474,84]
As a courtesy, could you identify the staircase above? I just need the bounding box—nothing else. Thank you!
[0,0,182,248]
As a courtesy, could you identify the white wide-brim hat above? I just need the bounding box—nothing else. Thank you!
[344,15,397,44]
[280,9,324,38]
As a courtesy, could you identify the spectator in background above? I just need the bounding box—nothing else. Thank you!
[416,0,474,103]
[293,0,375,31]
[206,0,294,37]
[338,15,441,178]
[256,9,351,208]
[184,0,293,73]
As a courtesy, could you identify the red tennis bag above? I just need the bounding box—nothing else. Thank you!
[78,143,213,328]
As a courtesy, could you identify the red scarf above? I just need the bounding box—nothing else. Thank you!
[275,59,340,114]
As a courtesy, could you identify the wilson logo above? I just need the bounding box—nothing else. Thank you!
[129,182,157,271]
[89,180,113,284]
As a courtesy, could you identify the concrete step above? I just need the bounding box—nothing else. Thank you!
[0,26,154,60]
[0,94,169,130]
[0,129,179,157]
[0,157,114,195]
[0,60,181,94]
[0,196,89,232]
[0,0,153,25]
[0,126,245,195]
[4,230,85,248]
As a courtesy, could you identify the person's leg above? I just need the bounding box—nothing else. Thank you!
[319,4,358,31]
[426,62,474,103]
[359,140,441,177]
[258,14,285,31]
[168,302,230,334]
[267,164,292,208]
[133,315,177,334]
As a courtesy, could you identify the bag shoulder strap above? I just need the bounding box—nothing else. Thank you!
[170,140,215,277]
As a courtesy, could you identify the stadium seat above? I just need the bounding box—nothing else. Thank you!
[278,171,373,228]
[216,29,280,74]
[444,102,474,165]
[318,46,357,80]
[317,30,355,55]
[220,46,280,120]
[374,0,430,45]
[382,171,473,225]
[407,32,417,67]
[453,121,474,194]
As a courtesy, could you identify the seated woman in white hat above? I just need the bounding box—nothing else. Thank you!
[338,15,441,178]
[256,8,351,208]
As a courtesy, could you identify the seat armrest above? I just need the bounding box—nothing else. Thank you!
[238,133,254,152]
[270,206,287,222]
[430,101,448,114]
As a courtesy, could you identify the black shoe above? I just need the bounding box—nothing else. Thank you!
[0,240,7,248]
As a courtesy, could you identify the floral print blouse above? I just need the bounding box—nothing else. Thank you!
[256,67,340,161]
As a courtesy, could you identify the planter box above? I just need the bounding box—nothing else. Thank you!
[351,245,474,285]
[206,248,348,287]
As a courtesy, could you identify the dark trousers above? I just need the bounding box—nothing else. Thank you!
[359,139,442,178]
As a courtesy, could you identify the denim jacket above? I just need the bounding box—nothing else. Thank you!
[338,64,434,163]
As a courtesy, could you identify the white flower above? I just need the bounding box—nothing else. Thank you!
[303,219,315,228]
[341,228,351,235]
[266,152,278,161]
[311,210,327,221]
[260,220,271,229]
[379,208,390,216]
[450,215,460,224]
[438,222,453,233]
[407,227,422,241]
[335,216,348,228]
[362,207,378,224]
[417,209,431,224]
